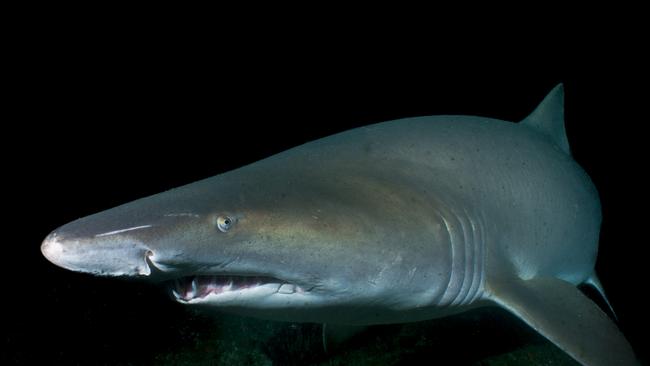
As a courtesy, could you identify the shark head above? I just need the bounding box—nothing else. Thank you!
[42,151,456,324]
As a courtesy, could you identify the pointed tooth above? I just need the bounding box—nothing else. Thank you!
[185,278,196,298]
[278,284,295,294]
[172,289,182,300]
[175,280,185,297]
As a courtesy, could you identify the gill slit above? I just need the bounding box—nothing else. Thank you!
[436,203,485,307]
[438,213,455,307]
[450,207,474,306]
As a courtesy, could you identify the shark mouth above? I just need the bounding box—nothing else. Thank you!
[170,275,306,302]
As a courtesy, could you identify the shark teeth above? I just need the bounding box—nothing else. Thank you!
[169,275,302,301]
[190,278,198,298]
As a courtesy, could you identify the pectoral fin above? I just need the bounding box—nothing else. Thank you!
[486,277,638,366]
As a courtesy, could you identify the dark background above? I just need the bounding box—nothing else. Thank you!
[3,17,647,365]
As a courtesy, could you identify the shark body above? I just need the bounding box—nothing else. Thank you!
[42,85,638,365]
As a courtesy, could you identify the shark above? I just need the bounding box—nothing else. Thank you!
[41,84,638,365]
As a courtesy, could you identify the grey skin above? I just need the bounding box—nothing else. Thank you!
[42,85,638,365]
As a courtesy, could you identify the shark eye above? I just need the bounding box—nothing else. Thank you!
[217,216,234,232]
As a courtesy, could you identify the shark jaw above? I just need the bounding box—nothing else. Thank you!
[168,275,309,305]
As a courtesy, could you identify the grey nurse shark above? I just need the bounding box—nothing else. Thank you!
[41,85,638,365]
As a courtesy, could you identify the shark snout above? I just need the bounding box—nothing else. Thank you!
[41,228,154,277]
[41,231,66,265]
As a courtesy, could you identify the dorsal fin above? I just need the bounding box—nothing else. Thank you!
[520,84,571,155]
